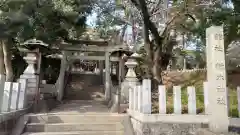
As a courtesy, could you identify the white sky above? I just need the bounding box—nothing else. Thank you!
[86,12,97,27]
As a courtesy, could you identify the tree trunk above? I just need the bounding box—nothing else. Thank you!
[152,47,162,84]
[0,43,5,75]
[142,16,153,79]
[2,41,13,81]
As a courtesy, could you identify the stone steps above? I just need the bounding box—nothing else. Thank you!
[21,100,125,135]
[22,112,125,135]
[0,132,8,135]
[28,114,125,123]
[26,123,124,132]
[22,131,124,135]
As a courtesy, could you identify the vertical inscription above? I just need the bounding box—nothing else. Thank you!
[214,44,223,52]
[215,63,225,69]
[217,96,226,105]
[213,32,226,105]
[206,26,229,132]
[214,33,224,40]
[216,74,225,81]
[216,86,225,92]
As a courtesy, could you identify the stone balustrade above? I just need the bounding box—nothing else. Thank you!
[0,75,29,124]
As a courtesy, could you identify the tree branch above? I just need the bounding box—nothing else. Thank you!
[138,0,164,48]
[150,0,162,15]
[130,0,141,9]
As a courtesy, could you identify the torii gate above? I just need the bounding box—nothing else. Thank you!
[55,39,132,101]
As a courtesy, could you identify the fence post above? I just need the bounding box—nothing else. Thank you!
[173,86,181,114]
[203,82,209,114]
[133,85,138,111]
[142,79,151,114]
[237,87,240,117]
[18,79,28,109]
[187,86,196,114]
[158,85,166,114]
[0,75,5,112]
[129,87,134,110]
[137,85,142,113]
[11,82,20,110]
[226,87,229,116]
[2,82,13,112]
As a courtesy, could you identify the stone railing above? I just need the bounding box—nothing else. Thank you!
[122,55,239,135]
[0,75,30,124]
[128,79,240,135]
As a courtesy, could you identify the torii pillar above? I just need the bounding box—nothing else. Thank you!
[105,51,111,100]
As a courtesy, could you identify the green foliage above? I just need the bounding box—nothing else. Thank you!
[0,0,94,77]
[0,0,94,44]
[175,2,240,68]
[135,46,147,81]
[186,3,240,48]
[94,0,134,41]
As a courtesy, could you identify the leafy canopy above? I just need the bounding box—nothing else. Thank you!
[0,0,94,44]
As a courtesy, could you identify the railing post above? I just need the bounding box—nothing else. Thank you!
[2,82,13,112]
[142,79,151,114]
[18,79,28,109]
[11,82,20,110]
[158,85,166,114]
[133,85,138,111]
[137,85,142,113]
[237,87,240,117]
[187,86,196,114]
[129,87,133,110]
[173,86,181,114]
[0,75,5,112]
[203,82,209,114]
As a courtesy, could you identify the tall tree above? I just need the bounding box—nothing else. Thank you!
[183,1,240,68]
[120,0,199,83]
[0,0,94,80]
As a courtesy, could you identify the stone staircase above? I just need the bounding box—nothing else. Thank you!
[64,74,105,101]
[22,113,126,135]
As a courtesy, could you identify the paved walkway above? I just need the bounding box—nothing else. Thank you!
[49,100,110,114]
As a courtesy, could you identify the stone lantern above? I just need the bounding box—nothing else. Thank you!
[125,53,140,83]
[18,38,48,111]
[121,53,140,103]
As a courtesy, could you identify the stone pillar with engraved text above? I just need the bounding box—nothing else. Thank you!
[206,26,229,133]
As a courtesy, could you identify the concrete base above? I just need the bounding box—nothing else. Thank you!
[196,129,239,135]
[131,118,207,135]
